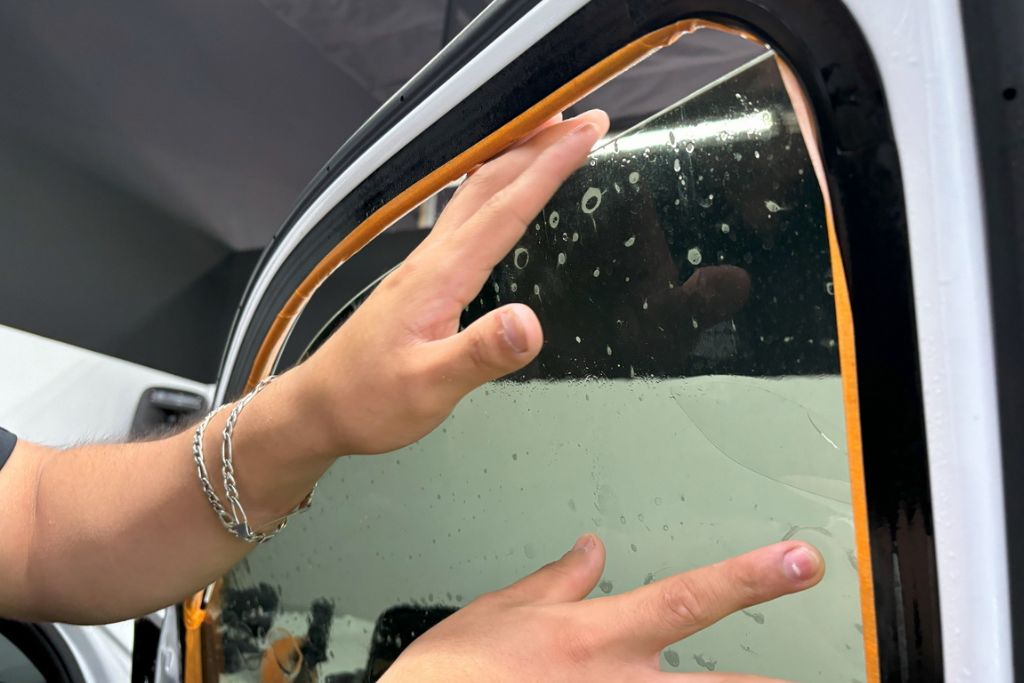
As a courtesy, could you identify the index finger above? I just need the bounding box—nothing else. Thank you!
[439,111,610,303]
[596,541,824,652]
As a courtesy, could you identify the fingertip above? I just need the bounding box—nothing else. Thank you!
[569,532,606,558]
[779,541,825,587]
[499,303,543,356]
[575,108,611,136]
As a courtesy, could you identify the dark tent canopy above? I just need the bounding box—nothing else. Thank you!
[0,1,758,380]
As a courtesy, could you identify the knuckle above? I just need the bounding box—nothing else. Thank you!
[466,326,503,374]
[553,622,596,666]
[732,563,765,604]
[464,161,503,193]
[478,187,536,231]
[658,577,713,630]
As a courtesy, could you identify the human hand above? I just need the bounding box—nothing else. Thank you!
[295,110,611,456]
[380,534,824,682]
[487,174,752,379]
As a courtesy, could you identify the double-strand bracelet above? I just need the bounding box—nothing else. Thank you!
[191,375,315,543]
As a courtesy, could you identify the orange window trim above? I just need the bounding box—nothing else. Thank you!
[777,56,880,680]
[187,20,879,683]
[242,19,717,392]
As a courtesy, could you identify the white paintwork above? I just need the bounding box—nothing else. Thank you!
[0,324,212,446]
[53,621,134,683]
[840,1,1013,680]
[213,0,1012,680]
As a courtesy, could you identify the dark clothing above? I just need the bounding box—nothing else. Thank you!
[0,426,15,470]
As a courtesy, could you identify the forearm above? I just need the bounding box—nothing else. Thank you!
[0,366,335,624]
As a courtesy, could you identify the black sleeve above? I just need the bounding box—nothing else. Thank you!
[0,427,16,470]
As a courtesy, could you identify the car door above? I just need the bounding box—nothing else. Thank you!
[179,1,1013,682]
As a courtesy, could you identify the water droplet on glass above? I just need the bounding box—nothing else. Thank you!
[599,580,614,594]
[588,158,596,166]
[557,252,567,265]
[765,200,783,213]
[719,130,729,141]
[721,223,730,234]
[642,298,649,310]
[493,282,500,293]
[571,232,580,242]
[581,187,603,214]
[575,335,582,343]
[628,171,640,184]
[510,282,518,293]
[548,211,560,228]
[624,236,636,247]
[684,141,695,154]
[733,152,743,161]
[606,345,612,356]
[533,284,541,296]
[513,247,530,269]
[673,158,681,172]
[668,130,676,145]
[593,267,601,277]
[754,150,761,159]
[692,317,700,329]
[687,247,702,265]
[826,281,835,296]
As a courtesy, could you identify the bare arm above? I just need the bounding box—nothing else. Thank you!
[0,110,610,624]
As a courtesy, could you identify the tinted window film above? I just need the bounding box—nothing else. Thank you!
[217,50,867,682]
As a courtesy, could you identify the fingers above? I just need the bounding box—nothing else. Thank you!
[493,534,606,605]
[434,110,604,235]
[599,542,824,652]
[439,112,609,306]
[423,303,542,398]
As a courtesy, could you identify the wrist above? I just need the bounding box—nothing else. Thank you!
[278,361,355,460]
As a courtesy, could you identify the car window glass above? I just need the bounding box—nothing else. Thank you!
[0,634,46,683]
[216,46,868,683]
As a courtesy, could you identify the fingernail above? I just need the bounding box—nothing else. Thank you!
[571,534,595,553]
[500,308,529,353]
[561,121,599,144]
[783,546,820,582]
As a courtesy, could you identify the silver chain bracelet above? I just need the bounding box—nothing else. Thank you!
[192,375,316,544]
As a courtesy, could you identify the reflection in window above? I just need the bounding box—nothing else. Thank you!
[216,49,866,682]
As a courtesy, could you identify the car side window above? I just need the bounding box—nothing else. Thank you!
[0,634,46,683]
[216,45,869,683]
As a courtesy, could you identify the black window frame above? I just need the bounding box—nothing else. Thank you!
[216,2,942,680]
[961,0,1024,677]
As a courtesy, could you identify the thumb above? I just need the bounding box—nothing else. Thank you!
[495,534,606,605]
[429,303,543,396]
